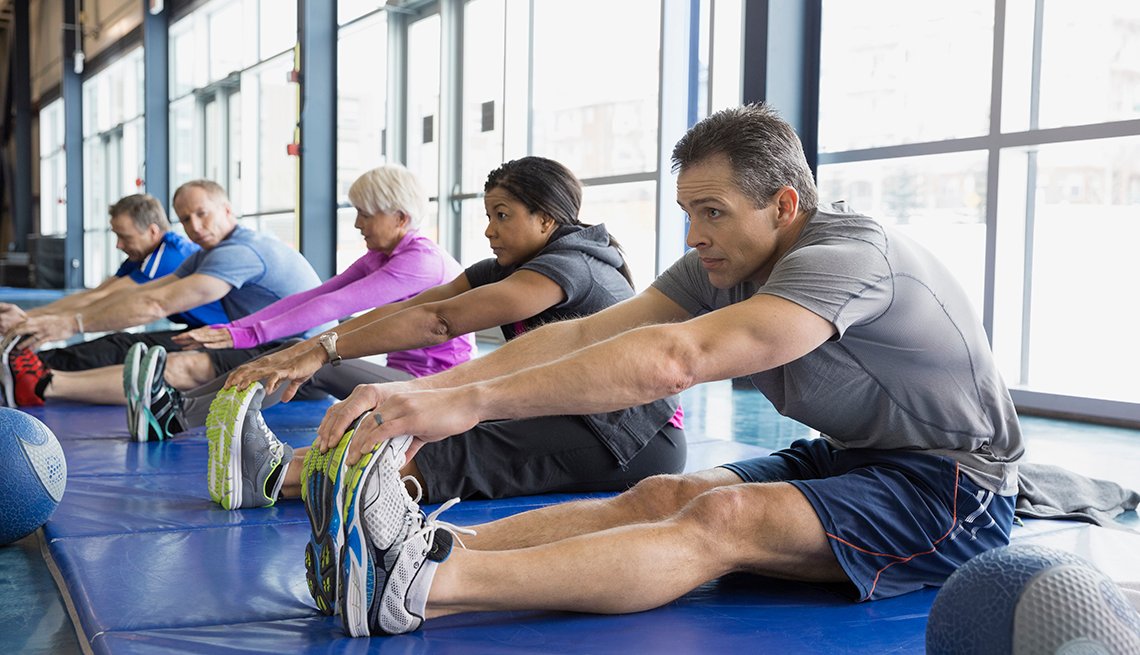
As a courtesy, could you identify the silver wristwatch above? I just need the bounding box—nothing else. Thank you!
[318,331,342,366]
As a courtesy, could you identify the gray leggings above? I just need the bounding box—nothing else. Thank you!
[180,358,413,430]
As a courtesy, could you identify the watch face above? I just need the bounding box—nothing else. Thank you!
[320,333,339,362]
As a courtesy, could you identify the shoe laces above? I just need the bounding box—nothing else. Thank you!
[403,475,425,504]
[406,497,476,553]
[12,349,46,376]
[249,412,284,460]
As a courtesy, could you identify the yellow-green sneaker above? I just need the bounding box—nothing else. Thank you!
[301,421,356,615]
[206,382,292,510]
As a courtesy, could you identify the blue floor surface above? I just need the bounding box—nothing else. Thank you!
[5,380,1140,654]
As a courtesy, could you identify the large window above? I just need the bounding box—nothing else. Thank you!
[460,0,506,193]
[38,99,67,237]
[81,48,145,287]
[698,0,745,117]
[531,0,660,179]
[818,2,994,152]
[329,1,743,291]
[528,0,663,285]
[993,137,1140,405]
[336,11,389,271]
[169,0,298,241]
[999,2,1140,134]
[817,0,1140,415]
[406,14,442,243]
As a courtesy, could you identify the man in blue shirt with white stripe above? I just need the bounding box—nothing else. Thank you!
[0,193,220,333]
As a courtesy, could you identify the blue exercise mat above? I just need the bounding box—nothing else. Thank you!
[28,402,1140,654]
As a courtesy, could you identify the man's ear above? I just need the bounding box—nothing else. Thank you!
[774,186,800,226]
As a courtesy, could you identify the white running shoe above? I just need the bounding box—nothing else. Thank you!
[339,429,473,636]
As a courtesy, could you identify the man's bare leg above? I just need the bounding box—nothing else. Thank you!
[425,481,845,617]
[285,447,740,554]
[461,468,743,550]
[44,366,129,405]
[163,351,220,390]
[42,350,217,405]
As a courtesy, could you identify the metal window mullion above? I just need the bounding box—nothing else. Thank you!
[63,0,85,289]
[656,0,695,276]
[387,12,409,165]
[1019,0,1046,387]
[298,0,338,280]
[525,0,535,155]
[817,118,1140,166]
[143,0,170,206]
[12,0,32,252]
[439,0,463,258]
[981,0,1008,342]
[706,0,715,116]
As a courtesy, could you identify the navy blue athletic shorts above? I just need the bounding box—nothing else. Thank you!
[720,438,1015,601]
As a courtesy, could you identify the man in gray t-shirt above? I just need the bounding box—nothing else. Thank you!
[307,104,1024,637]
[653,202,1022,496]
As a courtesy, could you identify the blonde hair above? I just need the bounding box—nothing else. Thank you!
[348,164,428,230]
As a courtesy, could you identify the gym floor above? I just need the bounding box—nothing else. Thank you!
[2,343,1138,654]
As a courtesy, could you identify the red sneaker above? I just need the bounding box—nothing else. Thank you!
[11,348,50,407]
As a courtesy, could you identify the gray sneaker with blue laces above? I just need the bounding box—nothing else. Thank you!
[136,345,185,442]
[123,342,148,439]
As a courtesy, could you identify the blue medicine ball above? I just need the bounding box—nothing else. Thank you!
[927,543,1140,655]
[0,408,67,545]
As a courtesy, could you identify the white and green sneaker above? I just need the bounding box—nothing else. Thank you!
[206,382,293,510]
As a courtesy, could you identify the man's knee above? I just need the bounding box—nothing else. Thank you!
[678,485,756,533]
[164,352,216,389]
[616,473,711,520]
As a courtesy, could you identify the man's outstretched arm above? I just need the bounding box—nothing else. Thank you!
[344,293,836,462]
[11,274,231,348]
[0,276,139,335]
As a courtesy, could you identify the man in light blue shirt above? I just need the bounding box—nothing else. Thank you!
[4,181,329,408]
[0,193,225,334]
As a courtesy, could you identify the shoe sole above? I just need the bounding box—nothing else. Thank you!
[340,429,414,637]
[123,343,147,438]
[206,386,235,504]
[0,333,21,407]
[206,384,261,509]
[302,427,356,616]
[136,349,165,442]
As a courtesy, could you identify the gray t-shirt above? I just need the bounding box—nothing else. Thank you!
[652,203,1023,495]
[174,225,334,338]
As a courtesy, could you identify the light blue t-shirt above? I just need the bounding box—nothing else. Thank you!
[173,225,333,338]
[113,231,228,327]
